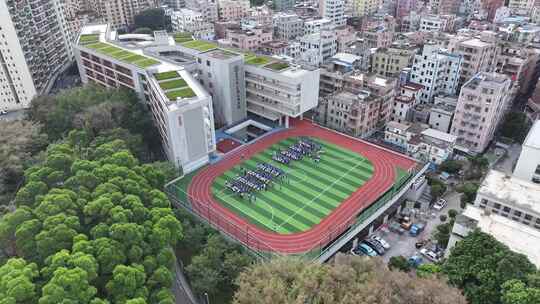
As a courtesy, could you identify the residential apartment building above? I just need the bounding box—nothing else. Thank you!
[1,0,75,111]
[429,0,459,14]
[494,44,540,95]
[451,72,511,154]
[429,96,457,133]
[410,43,462,104]
[170,9,215,40]
[352,0,381,17]
[508,0,535,14]
[162,0,184,10]
[390,82,423,123]
[272,13,304,40]
[75,24,215,173]
[362,26,394,49]
[513,120,540,184]
[299,31,338,66]
[227,28,273,51]
[396,0,417,19]
[447,169,540,267]
[372,43,417,78]
[321,90,384,137]
[218,0,250,21]
[320,0,346,27]
[273,0,295,11]
[419,15,448,32]
[90,0,157,29]
[304,18,334,35]
[184,0,219,22]
[455,36,498,87]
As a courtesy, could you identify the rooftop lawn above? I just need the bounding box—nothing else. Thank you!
[166,88,196,100]
[266,62,290,71]
[174,32,194,43]
[181,40,218,52]
[79,34,100,45]
[154,71,180,81]
[82,42,159,68]
[159,79,188,90]
[245,55,272,66]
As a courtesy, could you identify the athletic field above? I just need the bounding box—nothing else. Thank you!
[211,137,375,234]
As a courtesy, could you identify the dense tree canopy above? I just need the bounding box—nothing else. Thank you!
[0,138,182,303]
[443,230,537,304]
[133,8,168,31]
[500,112,530,143]
[28,85,161,161]
[234,254,466,304]
[0,120,48,205]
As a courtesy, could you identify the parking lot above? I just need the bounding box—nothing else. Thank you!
[359,190,462,263]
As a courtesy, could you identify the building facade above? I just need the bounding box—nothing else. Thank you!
[513,120,540,184]
[90,0,157,29]
[300,31,338,66]
[171,9,215,40]
[227,28,273,51]
[272,13,304,40]
[451,72,511,154]
[372,43,417,78]
[319,0,346,27]
[218,0,250,21]
[1,0,75,111]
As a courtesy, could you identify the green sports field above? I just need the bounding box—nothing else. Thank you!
[211,137,376,234]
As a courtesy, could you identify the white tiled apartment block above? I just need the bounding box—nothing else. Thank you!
[299,31,338,66]
[451,72,511,154]
[272,13,304,40]
[184,0,219,22]
[419,15,448,32]
[170,9,215,40]
[0,0,75,111]
[303,18,334,35]
[319,0,346,27]
[410,43,462,104]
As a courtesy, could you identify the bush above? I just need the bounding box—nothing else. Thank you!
[460,200,467,209]
[440,215,448,222]
[388,256,411,272]
[448,209,458,219]
[439,160,463,174]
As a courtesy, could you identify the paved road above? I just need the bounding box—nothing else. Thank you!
[0,109,26,122]
[172,259,199,304]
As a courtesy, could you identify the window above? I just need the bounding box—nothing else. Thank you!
[493,203,501,209]
[503,206,511,213]
[514,210,522,217]
[525,214,533,221]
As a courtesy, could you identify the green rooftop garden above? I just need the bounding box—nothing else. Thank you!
[154,71,180,81]
[174,32,194,43]
[79,34,100,45]
[159,79,188,90]
[82,42,159,68]
[166,87,196,100]
[245,55,272,66]
[266,62,290,71]
[180,40,218,52]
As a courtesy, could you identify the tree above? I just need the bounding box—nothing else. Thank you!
[0,120,47,205]
[134,8,167,31]
[106,264,148,303]
[234,254,467,304]
[0,258,39,304]
[39,267,98,304]
[416,263,442,278]
[443,230,536,304]
[440,214,447,222]
[388,255,411,272]
[439,160,463,174]
[500,112,530,143]
[457,182,479,203]
[448,209,458,219]
[433,222,453,248]
[501,279,540,304]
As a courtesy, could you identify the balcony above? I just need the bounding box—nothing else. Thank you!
[245,75,299,93]
[246,94,298,116]
[246,86,300,105]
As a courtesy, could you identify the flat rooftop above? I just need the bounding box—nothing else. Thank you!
[523,120,540,150]
[463,205,540,268]
[479,170,540,215]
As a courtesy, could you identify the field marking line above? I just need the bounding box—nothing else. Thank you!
[275,160,365,231]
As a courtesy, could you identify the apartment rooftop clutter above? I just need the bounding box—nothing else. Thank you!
[451,72,511,154]
[75,24,215,173]
[170,8,215,40]
[272,12,304,40]
[372,42,417,78]
[226,27,273,51]
[299,31,338,66]
[455,35,498,86]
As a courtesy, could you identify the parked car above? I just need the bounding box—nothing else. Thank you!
[433,198,447,211]
[354,243,378,257]
[420,248,439,262]
[361,239,385,255]
[0,109,7,115]
[370,235,390,249]
[350,246,365,256]
[400,216,413,230]
[409,220,427,237]
[389,222,406,234]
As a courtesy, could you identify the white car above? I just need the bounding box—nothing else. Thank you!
[0,110,7,115]
[433,198,447,211]
[370,235,390,249]
[420,248,439,262]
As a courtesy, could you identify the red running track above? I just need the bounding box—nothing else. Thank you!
[188,119,417,254]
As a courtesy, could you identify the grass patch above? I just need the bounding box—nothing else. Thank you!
[166,88,196,100]
[85,42,110,50]
[174,32,194,43]
[155,71,180,81]
[82,41,159,68]
[159,79,188,90]
[181,40,218,52]
[266,62,289,71]
[245,55,271,66]
[134,58,160,68]
[79,34,100,45]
